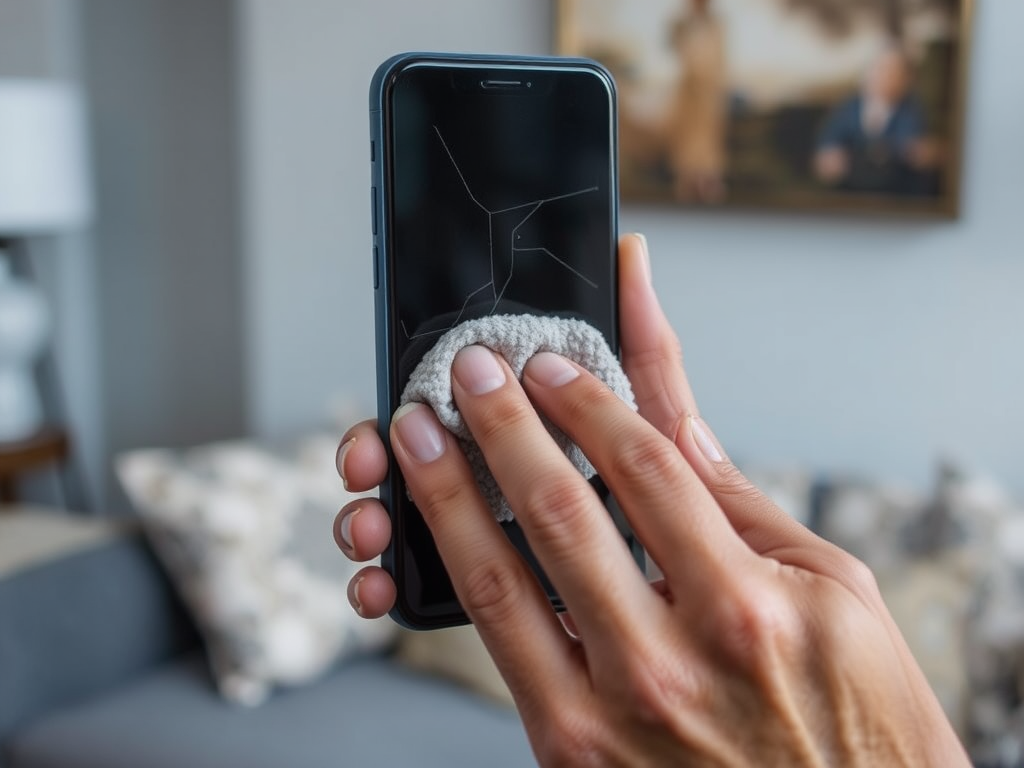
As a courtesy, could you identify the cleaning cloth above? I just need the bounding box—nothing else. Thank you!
[400,314,636,522]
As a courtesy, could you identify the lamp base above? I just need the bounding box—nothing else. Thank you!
[0,367,44,442]
[0,249,49,442]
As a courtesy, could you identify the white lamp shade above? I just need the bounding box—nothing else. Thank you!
[0,79,93,235]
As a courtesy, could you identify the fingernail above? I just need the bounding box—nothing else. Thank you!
[453,345,506,395]
[351,575,365,616]
[393,402,446,463]
[689,415,724,463]
[634,232,651,285]
[558,612,581,641]
[336,437,355,490]
[338,507,359,552]
[526,352,580,388]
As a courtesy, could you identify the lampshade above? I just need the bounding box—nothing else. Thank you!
[0,79,92,235]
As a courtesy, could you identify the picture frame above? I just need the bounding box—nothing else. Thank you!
[556,0,973,217]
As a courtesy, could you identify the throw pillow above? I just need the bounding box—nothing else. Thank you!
[116,435,396,706]
[815,462,1024,761]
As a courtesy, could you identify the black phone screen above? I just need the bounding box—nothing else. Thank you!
[378,58,619,627]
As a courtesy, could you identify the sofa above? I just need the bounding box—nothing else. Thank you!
[0,508,534,768]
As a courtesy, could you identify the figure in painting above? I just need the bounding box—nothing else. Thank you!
[814,44,941,196]
[667,0,728,203]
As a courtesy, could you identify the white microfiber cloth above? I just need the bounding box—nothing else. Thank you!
[400,314,636,522]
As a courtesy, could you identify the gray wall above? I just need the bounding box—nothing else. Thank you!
[82,0,246,510]
[0,0,247,512]
[239,1,1024,494]
[238,0,554,436]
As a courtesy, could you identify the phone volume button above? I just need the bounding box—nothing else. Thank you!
[371,186,378,236]
[373,245,379,290]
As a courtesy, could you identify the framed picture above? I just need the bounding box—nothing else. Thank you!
[556,0,972,216]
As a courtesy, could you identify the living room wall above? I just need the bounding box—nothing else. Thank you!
[0,0,247,511]
[2,1,1018,510]
[82,0,246,495]
[0,0,104,508]
[240,0,1023,494]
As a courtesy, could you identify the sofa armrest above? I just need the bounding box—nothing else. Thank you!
[0,510,199,749]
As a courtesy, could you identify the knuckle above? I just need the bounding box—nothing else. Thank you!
[714,581,804,666]
[708,463,767,507]
[536,712,604,768]
[618,649,710,724]
[555,378,619,428]
[665,336,685,369]
[634,335,684,376]
[609,434,682,490]
[838,550,882,600]
[633,335,684,370]
[413,476,472,527]
[467,393,535,447]
[519,475,596,552]
[459,559,530,624]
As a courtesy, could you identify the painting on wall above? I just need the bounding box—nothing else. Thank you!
[556,0,972,216]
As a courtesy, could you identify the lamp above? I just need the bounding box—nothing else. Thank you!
[0,79,92,441]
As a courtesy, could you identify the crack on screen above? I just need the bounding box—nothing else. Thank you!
[401,126,600,340]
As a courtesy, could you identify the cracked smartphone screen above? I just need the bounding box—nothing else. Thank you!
[375,57,621,628]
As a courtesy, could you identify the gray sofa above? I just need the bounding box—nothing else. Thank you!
[0,511,533,768]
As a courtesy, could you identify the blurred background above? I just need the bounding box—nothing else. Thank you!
[2,2,1024,766]
[0,0,1018,512]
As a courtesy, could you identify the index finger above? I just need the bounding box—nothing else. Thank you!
[388,402,581,705]
[450,346,662,647]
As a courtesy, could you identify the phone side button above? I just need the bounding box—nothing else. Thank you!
[373,245,379,290]
[371,186,378,235]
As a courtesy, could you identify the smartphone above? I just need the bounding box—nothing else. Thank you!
[370,52,642,629]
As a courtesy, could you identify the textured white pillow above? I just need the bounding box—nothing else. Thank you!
[116,435,396,706]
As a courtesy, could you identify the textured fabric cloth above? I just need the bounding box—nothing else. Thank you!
[401,314,636,521]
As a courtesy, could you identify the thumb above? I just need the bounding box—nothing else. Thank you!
[618,235,851,577]
[618,233,698,439]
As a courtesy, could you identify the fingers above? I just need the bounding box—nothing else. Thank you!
[335,422,397,617]
[348,566,397,619]
[336,419,388,492]
[618,233,698,441]
[522,352,748,592]
[679,417,808,552]
[334,499,391,562]
[389,401,579,702]
[618,234,832,567]
[677,416,873,585]
[450,346,660,645]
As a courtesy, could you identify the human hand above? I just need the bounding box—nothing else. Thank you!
[332,233,702,617]
[334,234,968,766]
